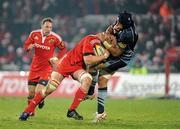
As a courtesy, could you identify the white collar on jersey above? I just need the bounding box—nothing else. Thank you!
[41,29,52,37]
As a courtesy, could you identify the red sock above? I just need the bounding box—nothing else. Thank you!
[24,92,44,113]
[27,98,35,115]
[69,87,86,110]
[27,99,32,105]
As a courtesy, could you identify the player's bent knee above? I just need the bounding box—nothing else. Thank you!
[80,73,92,83]
[48,79,59,90]
[28,94,34,99]
[42,79,59,96]
[80,73,93,92]
[38,80,48,86]
[28,90,35,98]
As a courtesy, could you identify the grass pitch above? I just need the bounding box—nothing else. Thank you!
[0,97,180,129]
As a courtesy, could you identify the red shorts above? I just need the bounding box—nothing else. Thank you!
[57,57,83,77]
[28,70,52,84]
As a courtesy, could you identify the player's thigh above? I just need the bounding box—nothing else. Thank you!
[28,71,40,95]
[73,69,90,82]
[50,71,64,84]
[36,80,49,93]
[36,71,51,92]
[28,85,36,96]
[28,81,38,96]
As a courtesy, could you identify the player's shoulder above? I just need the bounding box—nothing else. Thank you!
[86,35,101,45]
[50,31,62,42]
[118,27,137,40]
[30,29,41,35]
[28,29,41,37]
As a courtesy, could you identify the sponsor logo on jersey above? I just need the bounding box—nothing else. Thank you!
[34,43,50,50]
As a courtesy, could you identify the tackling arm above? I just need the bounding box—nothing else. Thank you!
[83,49,109,65]
[103,41,124,57]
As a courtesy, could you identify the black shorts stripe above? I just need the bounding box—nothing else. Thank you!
[38,79,48,86]
[98,87,107,91]
[28,81,38,86]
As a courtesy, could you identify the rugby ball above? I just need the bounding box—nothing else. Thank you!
[94,44,105,56]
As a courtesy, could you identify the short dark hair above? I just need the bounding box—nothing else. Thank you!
[41,17,53,25]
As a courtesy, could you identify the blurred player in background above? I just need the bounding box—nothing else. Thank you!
[19,32,116,121]
[23,17,67,116]
[87,11,138,122]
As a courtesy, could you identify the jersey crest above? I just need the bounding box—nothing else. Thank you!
[49,39,55,43]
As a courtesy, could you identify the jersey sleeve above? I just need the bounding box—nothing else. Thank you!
[54,36,67,59]
[54,36,64,49]
[83,37,101,56]
[23,32,34,52]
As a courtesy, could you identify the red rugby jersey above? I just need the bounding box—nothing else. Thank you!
[24,29,67,71]
[66,35,101,68]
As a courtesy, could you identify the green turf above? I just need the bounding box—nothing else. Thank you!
[0,97,180,129]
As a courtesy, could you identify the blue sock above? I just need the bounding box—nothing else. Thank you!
[97,87,107,114]
[88,79,96,95]
[88,71,99,96]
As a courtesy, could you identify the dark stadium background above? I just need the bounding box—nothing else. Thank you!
[0,0,180,73]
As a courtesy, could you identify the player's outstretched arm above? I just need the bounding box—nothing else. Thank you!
[27,44,34,51]
[23,31,35,52]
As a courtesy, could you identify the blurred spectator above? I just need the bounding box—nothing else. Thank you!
[0,0,179,72]
[159,1,173,23]
[129,57,148,75]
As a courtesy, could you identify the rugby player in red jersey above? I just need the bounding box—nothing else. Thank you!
[19,32,116,121]
[23,17,67,115]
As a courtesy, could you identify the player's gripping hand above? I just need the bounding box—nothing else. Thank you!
[27,44,34,51]
[49,57,59,67]
[103,49,110,60]
[96,63,105,69]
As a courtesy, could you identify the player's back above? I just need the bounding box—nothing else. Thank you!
[67,35,100,67]
[115,26,138,64]
[117,26,138,50]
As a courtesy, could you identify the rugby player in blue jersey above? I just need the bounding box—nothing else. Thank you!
[87,11,138,122]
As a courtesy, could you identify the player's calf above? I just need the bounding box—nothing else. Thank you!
[27,96,35,116]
